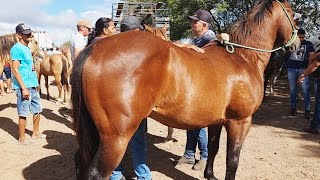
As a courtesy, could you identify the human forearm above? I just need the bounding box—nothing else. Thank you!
[12,68,27,89]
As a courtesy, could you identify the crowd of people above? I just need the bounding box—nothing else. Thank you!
[1,8,320,180]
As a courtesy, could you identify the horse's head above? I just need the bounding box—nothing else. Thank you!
[144,24,169,41]
[273,0,300,52]
[28,35,45,59]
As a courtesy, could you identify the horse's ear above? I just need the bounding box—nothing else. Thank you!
[144,25,153,33]
[162,24,168,32]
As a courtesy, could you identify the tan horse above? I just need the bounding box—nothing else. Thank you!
[35,52,71,103]
[71,0,300,179]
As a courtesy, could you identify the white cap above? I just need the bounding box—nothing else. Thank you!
[294,13,302,20]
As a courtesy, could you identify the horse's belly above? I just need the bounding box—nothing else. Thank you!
[150,107,224,130]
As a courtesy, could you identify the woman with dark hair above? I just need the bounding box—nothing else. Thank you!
[87,17,116,46]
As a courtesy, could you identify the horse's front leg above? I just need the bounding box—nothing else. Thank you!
[204,125,222,180]
[225,117,252,180]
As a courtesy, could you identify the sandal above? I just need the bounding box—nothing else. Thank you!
[6,90,14,94]
[17,139,33,145]
[32,134,47,139]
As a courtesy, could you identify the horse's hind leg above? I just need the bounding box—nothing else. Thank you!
[45,75,50,100]
[204,125,222,180]
[225,117,252,180]
[86,131,133,179]
[164,127,174,142]
[54,74,63,103]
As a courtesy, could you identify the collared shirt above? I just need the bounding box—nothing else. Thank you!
[10,42,38,89]
[192,30,216,48]
[70,32,87,61]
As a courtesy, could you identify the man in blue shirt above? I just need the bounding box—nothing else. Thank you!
[10,23,43,145]
[175,9,216,172]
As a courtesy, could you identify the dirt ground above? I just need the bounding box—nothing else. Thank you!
[0,76,319,180]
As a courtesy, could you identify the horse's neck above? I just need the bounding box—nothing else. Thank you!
[232,22,277,75]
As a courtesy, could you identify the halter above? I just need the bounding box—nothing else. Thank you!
[221,0,297,53]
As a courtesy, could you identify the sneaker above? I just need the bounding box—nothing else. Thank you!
[304,111,311,120]
[177,156,195,165]
[192,159,206,172]
[304,127,319,134]
[290,109,297,116]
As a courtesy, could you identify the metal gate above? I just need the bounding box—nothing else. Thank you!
[112,1,170,37]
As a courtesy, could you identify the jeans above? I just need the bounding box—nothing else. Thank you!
[111,119,151,180]
[312,78,320,129]
[16,87,42,117]
[184,128,208,160]
[287,68,310,111]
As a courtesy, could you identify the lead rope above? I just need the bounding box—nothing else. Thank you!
[220,0,297,53]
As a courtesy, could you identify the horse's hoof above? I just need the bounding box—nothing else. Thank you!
[163,138,174,143]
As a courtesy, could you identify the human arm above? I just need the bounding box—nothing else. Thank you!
[309,51,320,64]
[172,42,205,53]
[11,60,30,99]
[298,60,320,83]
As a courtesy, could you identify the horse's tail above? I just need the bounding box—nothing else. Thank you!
[60,54,68,87]
[70,46,99,172]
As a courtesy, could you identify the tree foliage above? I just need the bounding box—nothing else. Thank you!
[127,0,320,40]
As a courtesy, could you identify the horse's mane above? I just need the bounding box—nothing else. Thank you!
[0,34,17,59]
[230,0,276,43]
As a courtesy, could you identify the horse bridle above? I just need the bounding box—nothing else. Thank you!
[221,0,298,53]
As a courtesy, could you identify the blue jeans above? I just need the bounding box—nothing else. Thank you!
[16,87,42,117]
[184,128,208,160]
[287,68,310,111]
[111,119,151,180]
[312,78,320,129]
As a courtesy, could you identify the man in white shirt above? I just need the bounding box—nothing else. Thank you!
[70,19,93,62]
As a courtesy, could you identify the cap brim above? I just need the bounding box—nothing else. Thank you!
[188,16,200,21]
[21,29,32,34]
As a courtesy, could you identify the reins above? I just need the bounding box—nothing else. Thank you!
[221,0,297,53]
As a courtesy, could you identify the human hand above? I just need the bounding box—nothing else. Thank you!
[187,44,205,53]
[297,74,305,83]
[22,88,30,100]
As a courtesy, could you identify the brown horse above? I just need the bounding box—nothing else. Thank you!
[144,24,175,142]
[35,52,71,103]
[71,0,299,179]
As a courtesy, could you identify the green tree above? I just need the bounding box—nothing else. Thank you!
[127,0,320,40]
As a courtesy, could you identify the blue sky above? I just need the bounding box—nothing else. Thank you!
[0,0,121,47]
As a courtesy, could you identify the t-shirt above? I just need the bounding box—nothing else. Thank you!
[192,30,216,48]
[10,42,38,89]
[286,40,315,69]
[70,32,87,61]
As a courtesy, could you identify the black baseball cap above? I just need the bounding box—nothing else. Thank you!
[16,23,32,34]
[189,10,213,24]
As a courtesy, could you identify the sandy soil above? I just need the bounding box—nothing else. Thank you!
[0,76,319,180]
